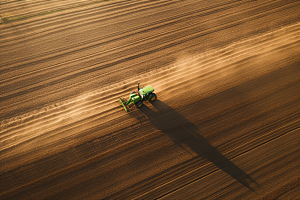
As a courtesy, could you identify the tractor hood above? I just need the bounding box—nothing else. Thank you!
[139,85,154,95]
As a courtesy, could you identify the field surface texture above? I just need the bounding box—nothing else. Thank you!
[1,0,300,199]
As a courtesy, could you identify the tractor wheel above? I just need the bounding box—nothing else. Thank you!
[149,93,157,103]
[136,101,143,108]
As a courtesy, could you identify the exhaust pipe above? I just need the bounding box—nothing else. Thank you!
[138,82,140,91]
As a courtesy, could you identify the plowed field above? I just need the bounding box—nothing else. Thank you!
[1,0,300,199]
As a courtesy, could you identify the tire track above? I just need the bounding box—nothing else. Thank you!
[1,21,299,123]
[0,0,281,86]
[0,0,298,103]
[158,129,300,199]
[1,19,298,122]
[111,107,300,199]
[0,0,173,46]
[1,1,300,198]
[1,0,298,110]
[1,26,298,198]
[0,0,249,68]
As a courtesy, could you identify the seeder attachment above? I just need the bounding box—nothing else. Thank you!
[119,98,128,112]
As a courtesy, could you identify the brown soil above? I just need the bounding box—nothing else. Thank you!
[0,0,300,199]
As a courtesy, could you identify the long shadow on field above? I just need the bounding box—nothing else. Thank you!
[139,100,258,190]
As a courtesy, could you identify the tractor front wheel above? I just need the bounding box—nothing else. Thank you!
[136,101,143,108]
[149,93,157,103]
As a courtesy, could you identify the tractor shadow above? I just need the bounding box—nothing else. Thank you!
[138,100,258,190]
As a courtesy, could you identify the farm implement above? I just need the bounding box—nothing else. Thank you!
[119,82,157,112]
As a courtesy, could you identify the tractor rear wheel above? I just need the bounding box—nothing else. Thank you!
[136,101,143,108]
[149,93,157,103]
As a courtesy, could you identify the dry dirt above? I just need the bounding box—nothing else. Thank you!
[0,0,300,199]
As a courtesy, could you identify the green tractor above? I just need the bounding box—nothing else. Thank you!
[119,82,157,112]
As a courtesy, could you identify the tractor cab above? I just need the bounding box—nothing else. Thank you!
[139,85,154,100]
